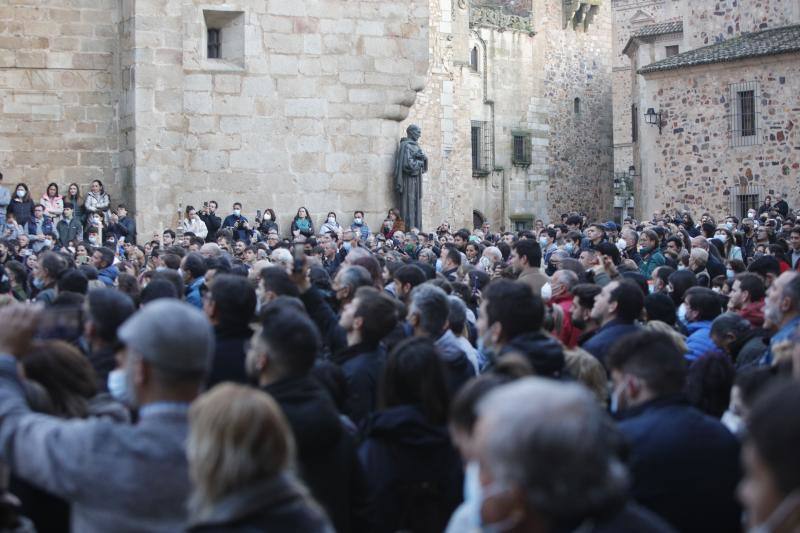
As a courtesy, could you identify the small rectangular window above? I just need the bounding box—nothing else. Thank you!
[730,82,760,147]
[665,45,679,57]
[207,28,221,59]
[471,120,492,176]
[739,90,755,136]
[511,132,531,166]
[631,104,638,143]
[469,46,479,71]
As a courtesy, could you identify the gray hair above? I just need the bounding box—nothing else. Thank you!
[477,378,628,526]
[552,269,579,291]
[484,246,502,263]
[408,283,450,337]
[447,295,467,334]
[337,265,373,293]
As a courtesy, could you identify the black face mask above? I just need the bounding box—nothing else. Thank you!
[572,317,587,330]
[545,264,557,276]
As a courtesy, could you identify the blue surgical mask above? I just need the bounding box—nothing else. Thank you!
[32,277,44,290]
[343,242,352,252]
[107,368,130,404]
[463,462,482,528]
[609,381,625,415]
[726,269,734,280]
[565,242,574,254]
[435,258,443,273]
[538,237,549,249]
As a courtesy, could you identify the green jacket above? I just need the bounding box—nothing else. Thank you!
[639,249,666,279]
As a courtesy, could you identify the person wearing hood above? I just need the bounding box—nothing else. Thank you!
[359,337,463,533]
[407,284,475,395]
[247,306,373,533]
[90,246,118,287]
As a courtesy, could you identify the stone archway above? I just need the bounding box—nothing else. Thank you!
[473,209,486,229]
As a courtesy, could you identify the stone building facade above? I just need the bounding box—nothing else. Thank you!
[406,0,614,230]
[0,0,613,234]
[613,0,800,220]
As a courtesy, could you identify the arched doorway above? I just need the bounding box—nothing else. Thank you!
[473,209,486,230]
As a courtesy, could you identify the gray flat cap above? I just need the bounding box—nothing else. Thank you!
[118,299,214,374]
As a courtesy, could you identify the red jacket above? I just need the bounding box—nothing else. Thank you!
[551,292,581,349]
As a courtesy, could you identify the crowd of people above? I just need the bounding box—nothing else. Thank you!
[0,171,799,532]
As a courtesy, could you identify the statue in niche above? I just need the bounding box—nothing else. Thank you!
[393,124,428,230]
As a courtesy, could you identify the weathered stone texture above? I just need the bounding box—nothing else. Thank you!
[407,0,614,230]
[684,0,800,50]
[639,55,800,219]
[0,1,122,197]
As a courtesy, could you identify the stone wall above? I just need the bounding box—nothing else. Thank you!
[409,0,615,230]
[131,0,429,234]
[683,0,800,49]
[541,0,614,221]
[0,0,122,202]
[638,54,800,219]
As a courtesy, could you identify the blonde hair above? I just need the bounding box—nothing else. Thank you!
[187,384,295,518]
[645,320,687,353]
[564,348,608,407]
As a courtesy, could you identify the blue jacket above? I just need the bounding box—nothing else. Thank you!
[221,214,252,242]
[185,277,204,308]
[684,321,721,362]
[762,315,800,365]
[617,396,741,533]
[97,265,118,287]
[350,222,370,241]
[581,319,641,366]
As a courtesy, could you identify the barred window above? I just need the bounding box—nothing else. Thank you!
[511,132,531,166]
[729,81,760,147]
[207,29,221,59]
[471,120,492,176]
[729,185,763,219]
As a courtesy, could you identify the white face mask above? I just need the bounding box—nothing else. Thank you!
[540,282,552,301]
[263,213,271,221]
[610,380,626,414]
[716,233,728,243]
[354,217,363,224]
[328,216,336,224]
[44,239,53,248]
[233,209,241,217]
[16,190,25,198]
[617,238,627,252]
[107,368,131,404]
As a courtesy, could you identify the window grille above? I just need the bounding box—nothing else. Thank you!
[729,82,761,147]
[207,28,221,59]
[512,132,531,166]
[471,120,492,176]
[728,185,763,219]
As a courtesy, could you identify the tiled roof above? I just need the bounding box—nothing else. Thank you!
[639,24,800,74]
[632,20,683,38]
[622,21,683,55]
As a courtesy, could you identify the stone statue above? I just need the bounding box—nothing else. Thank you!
[393,124,428,230]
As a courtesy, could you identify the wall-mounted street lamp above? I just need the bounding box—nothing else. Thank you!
[628,165,639,179]
[644,108,662,134]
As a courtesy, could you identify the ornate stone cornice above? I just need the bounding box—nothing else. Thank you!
[469,6,535,35]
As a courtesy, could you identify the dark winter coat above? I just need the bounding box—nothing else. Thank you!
[333,341,386,427]
[264,376,373,533]
[617,395,741,533]
[359,404,462,533]
[581,319,641,367]
[205,323,252,389]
